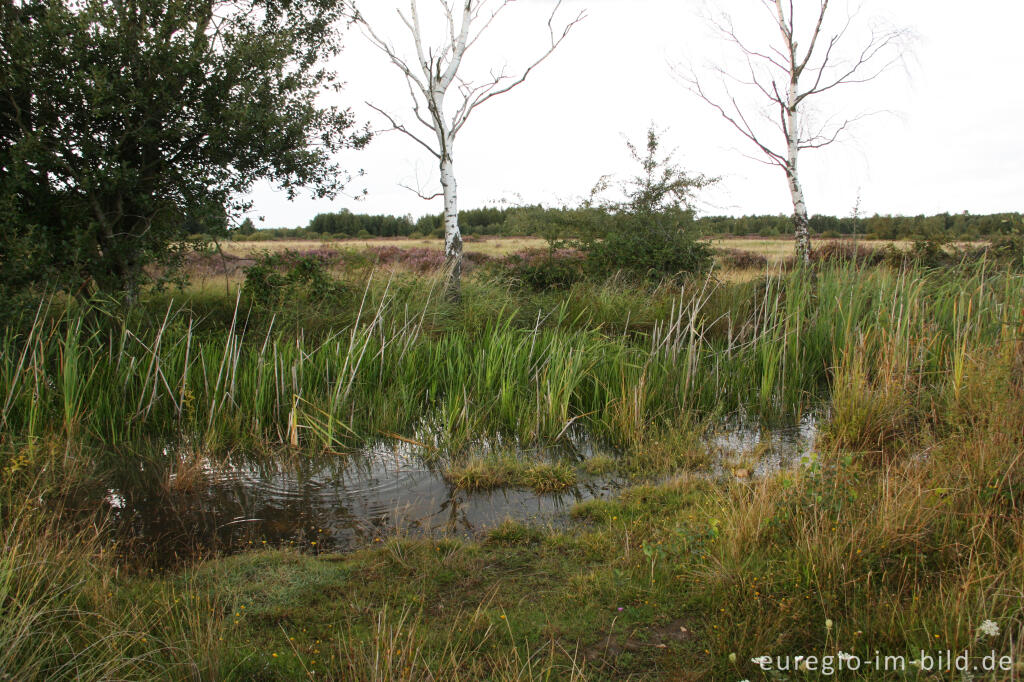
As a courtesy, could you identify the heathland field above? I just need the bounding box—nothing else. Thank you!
[220,235,905,262]
[221,235,550,259]
[195,235,924,291]
[2,237,1023,680]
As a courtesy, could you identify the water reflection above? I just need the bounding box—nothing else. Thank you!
[104,438,623,565]
[101,413,820,565]
[707,411,820,478]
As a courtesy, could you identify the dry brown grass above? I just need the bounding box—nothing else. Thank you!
[220,236,548,259]
[217,235,931,270]
[706,236,916,264]
[221,235,988,265]
[187,235,990,292]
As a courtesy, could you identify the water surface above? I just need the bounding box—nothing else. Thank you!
[101,413,820,565]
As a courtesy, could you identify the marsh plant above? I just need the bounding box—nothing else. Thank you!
[3,263,1021,461]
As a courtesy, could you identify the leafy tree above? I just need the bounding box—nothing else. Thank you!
[0,0,368,297]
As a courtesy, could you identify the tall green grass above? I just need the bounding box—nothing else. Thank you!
[2,264,1021,460]
[2,261,1023,680]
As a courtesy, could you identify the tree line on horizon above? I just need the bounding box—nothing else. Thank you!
[231,207,1024,242]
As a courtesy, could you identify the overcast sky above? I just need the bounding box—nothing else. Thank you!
[246,0,1024,228]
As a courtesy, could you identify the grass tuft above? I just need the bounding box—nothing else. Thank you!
[444,455,578,493]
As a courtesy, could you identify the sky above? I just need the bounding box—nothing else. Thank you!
[245,0,1024,228]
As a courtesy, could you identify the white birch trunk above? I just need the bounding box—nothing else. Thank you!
[685,0,907,267]
[439,151,462,301]
[786,78,811,264]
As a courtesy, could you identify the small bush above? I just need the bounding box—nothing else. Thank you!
[583,216,713,281]
[578,126,715,282]
[0,225,56,324]
[242,250,346,308]
[986,234,1024,270]
[503,249,586,290]
[717,248,768,270]
[909,238,955,268]
[811,240,884,266]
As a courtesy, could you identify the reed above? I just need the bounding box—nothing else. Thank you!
[2,263,1020,467]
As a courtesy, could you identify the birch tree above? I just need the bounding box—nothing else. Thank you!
[677,0,908,263]
[351,0,583,300]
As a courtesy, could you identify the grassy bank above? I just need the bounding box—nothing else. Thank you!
[2,260,1023,679]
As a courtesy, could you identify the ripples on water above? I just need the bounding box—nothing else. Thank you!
[104,434,624,564]
[102,413,819,565]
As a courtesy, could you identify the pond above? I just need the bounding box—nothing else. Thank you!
[98,413,820,567]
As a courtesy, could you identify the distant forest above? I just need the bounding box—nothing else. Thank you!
[231,206,1024,241]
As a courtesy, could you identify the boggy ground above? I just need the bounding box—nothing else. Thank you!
[1,260,1022,680]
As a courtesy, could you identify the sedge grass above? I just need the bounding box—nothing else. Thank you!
[4,263,1020,464]
[444,454,578,493]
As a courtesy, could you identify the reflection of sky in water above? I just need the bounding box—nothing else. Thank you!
[707,411,819,478]
[103,413,820,565]
[105,435,624,564]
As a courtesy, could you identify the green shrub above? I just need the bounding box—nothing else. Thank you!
[242,251,347,309]
[910,237,953,267]
[504,251,586,290]
[0,218,56,323]
[987,234,1024,270]
[584,215,712,280]
[578,126,715,281]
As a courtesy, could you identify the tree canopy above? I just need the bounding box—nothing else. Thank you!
[0,0,368,296]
